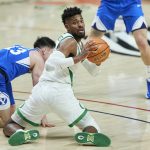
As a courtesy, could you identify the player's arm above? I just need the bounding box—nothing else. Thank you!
[55,38,96,66]
[30,51,45,86]
[48,38,81,69]
[57,38,86,64]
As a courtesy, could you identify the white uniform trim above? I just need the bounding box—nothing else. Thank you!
[91,15,107,31]
[16,57,30,68]
[132,16,147,31]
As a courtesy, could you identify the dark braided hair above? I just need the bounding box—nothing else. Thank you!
[62,7,82,24]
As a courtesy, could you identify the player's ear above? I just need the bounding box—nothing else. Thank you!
[40,47,45,55]
[64,23,69,30]
[43,48,47,55]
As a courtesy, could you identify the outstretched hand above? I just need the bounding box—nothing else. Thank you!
[41,115,55,128]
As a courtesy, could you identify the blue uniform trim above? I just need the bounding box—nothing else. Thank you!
[132,22,147,32]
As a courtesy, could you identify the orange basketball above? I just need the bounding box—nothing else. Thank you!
[87,38,110,65]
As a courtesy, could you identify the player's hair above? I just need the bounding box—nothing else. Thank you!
[34,37,56,49]
[61,6,82,24]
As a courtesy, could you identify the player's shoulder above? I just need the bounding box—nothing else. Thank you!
[29,49,42,59]
[57,33,75,43]
[29,49,44,69]
[56,33,76,49]
[58,32,74,39]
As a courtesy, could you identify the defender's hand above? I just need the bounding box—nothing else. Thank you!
[41,115,55,128]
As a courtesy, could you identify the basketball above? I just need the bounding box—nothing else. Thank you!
[87,38,110,65]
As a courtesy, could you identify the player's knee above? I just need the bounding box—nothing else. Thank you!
[135,36,148,51]
[3,124,9,136]
[138,41,148,52]
[0,119,5,128]
[0,92,11,128]
[0,111,11,128]
[3,119,22,137]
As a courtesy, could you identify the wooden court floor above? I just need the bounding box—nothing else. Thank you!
[0,0,150,150]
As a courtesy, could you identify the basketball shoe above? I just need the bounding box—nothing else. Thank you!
[145,79,150,99]
[75,132,111,147]
[8,129,39,146]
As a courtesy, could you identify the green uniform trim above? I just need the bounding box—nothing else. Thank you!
[68,67,73,86]
[69,108,88,127]
[16,108,40,126]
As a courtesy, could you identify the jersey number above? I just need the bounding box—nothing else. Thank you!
[10,48,27,55]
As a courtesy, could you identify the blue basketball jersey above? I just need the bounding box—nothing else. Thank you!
[0,45,33,81]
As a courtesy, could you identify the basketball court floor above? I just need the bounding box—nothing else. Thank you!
[0,0,150,150]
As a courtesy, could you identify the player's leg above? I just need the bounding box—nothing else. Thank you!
[133,29,150,65]
[10,105,15,116]
[6,81,16,115]
[89,28,105,39]
[3,106,41,146]
[3,103,41,146]
[3,117,40,146]
[3,118,25,137]
[50,85,111,147]
[123,3,150,98]
[0,73,11,127]
[0,109,10,127]
[133,29,150,98]
[3,83,53,146]
[89,2,119,39]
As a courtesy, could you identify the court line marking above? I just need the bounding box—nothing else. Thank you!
[13,90,150,112]
[33,0,99,6]
[79,98,150,112]
[15,98,150,124]
[89,109,150,124]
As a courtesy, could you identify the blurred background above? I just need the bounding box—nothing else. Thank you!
[0,0,149,48]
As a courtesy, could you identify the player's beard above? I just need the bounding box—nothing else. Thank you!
[72,31,85,40]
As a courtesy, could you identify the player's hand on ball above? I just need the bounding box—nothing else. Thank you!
[87,38,110,64]
[84,40,98,52]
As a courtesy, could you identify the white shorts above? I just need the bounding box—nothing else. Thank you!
[11,81,87,127]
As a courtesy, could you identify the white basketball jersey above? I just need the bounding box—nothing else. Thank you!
[39,33,83,85]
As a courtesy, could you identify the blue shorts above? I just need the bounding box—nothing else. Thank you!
[0,69,15,110]
[92,1,147,33]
